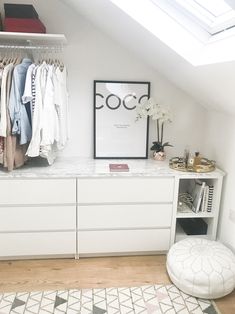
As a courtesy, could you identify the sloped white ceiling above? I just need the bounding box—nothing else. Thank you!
[61,0,235,114]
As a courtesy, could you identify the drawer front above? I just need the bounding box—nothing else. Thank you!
[78,229,171,254]
[0,179,76,205]
[0,232,76,257]
[79,204,172,230]
[0,206,76,232]
[77,177,174,203]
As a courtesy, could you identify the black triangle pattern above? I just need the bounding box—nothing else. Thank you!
[54,295,67,308]
[11,298,25,310]
[203,304,219,314]
[93,305,107,314]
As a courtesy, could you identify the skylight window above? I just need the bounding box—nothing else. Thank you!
[193,0,231,17]
[172,0,235,34]
[110,0,235,65]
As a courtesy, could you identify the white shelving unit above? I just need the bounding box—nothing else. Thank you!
[171,169,224,244]
[0,31,67,46]
[0,31,67,57]
[176,211,214,218]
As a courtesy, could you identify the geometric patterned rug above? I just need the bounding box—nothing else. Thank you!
[0,285,220,314]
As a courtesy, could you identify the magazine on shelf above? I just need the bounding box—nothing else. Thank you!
[189,180,205,213]
[201,185,209,212]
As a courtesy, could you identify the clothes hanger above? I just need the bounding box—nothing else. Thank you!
[8,47,16,65]
[14,47,22,65]
[10,46,16,64]
[56,46,64,71]
[0,46,10,66]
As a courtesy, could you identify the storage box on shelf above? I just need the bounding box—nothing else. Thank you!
[3,3,46,33]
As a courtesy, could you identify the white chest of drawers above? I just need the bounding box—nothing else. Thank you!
[0,178,76,259]
[0,158,224,259]
[77,177,174,255]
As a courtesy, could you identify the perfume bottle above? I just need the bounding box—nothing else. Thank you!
[193,152,201,167]
[188,155,194,168]
[184,147,190,168]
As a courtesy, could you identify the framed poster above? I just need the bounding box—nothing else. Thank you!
[94,80,150,159]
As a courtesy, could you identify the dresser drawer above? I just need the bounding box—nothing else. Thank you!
[0,232,76,258]
[0,179,76,205]
[79,204,172,230]
[0,206,76,232]
[77,177,174,203]
[78,229,171,254]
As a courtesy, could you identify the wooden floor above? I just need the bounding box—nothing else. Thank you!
[0,255,234,313]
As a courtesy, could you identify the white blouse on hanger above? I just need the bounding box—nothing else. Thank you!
[26,62,44,157]
[40,64,60,164]
[22,63,36,112]
[54,66,69,150]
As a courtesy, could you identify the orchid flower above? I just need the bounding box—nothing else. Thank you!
[136,97,173,152]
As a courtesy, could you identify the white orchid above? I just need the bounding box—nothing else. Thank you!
[136,97,173,152]
[137,98,172,121]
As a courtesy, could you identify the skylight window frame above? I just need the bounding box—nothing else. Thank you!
[171,0,235,35]
[110,0,235,66]
[193,0,232,17]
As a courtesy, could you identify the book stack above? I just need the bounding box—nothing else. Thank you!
[188,180,214,213]
[207,185,214,212]
[109,163,129,172]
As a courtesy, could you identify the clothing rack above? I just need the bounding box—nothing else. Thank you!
[0,42,64,61]
[0,44,63,50]
[0,32,66,52]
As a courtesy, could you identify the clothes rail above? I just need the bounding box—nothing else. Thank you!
[0,44,63,50]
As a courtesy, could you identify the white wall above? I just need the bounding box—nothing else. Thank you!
[1,0,233,254]
[0,0,207,158]
[204,111,235,251]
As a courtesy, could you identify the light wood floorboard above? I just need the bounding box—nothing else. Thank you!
[0,255,234,313]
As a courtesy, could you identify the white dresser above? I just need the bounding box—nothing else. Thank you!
[0,178,76,259]
[0,158,224,259]
[77,177,174,255]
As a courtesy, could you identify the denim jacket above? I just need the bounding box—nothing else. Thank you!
[9,58,32,145]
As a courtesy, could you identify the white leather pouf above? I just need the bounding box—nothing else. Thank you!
[167,238,235,299]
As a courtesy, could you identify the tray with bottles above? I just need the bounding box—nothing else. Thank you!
[169,152,216,173]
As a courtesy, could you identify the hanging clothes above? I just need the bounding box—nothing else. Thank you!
[54,65,69,150]
[22,63,36,120]
[25,63,43,158]
[0,63,14,137]
[26,62,69,165]
[0,49,68,171]
[8,58,32,145]
[0,60,27,171]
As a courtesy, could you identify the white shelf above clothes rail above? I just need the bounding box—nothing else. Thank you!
[0,31,67,49]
